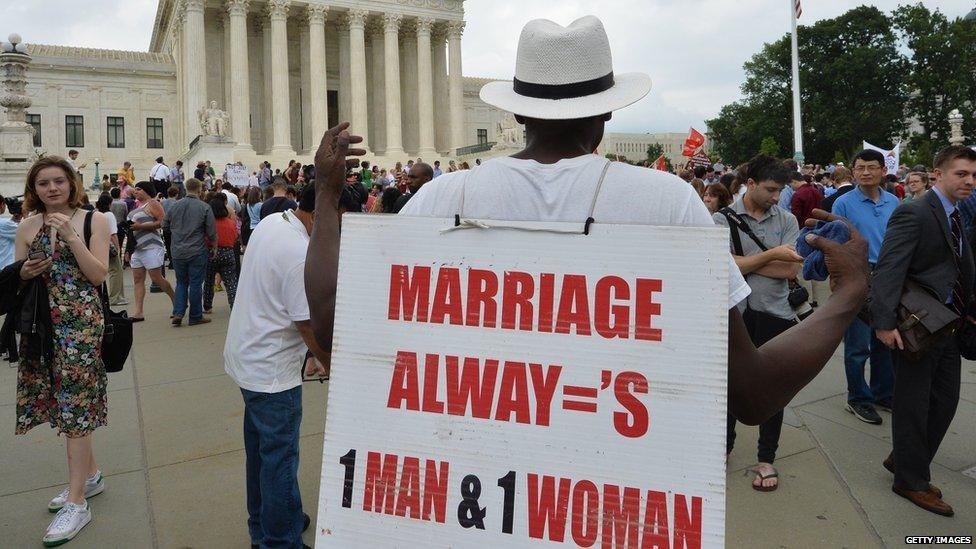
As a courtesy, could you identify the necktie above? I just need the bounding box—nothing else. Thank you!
[950,210,964,316]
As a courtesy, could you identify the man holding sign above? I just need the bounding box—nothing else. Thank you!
[305,15,868,547]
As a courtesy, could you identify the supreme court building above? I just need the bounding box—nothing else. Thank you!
[13,0,513,180]
[2,0,696,194]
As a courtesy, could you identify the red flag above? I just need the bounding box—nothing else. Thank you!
[682,144,698,157]
[653,155,667,171]
[685,128,705,149]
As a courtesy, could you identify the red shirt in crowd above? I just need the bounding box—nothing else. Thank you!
[791,183,825,226]
[215,217,239,247]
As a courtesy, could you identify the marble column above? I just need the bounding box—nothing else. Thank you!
[226,0,252,150]
[337,21,351,126]
[415,17,437,157]
[346,9,370,151]
[447,21,465,152]
[432,28,449,155]
[182,0,207,142]
[268,0,293,154]
[368,22,386,154]
[220,14,232,125]
[383,13,404,156]
[400,23,418,154]
[306,5,329,147]
[261,19,273,152]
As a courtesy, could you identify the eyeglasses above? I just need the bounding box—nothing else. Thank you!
[854,166,884,173]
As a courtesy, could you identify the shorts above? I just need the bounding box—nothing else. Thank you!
[131,246,165,270]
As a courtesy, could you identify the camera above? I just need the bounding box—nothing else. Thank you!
[788,283,814,320]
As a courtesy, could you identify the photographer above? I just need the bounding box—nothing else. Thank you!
[714,154,804,492]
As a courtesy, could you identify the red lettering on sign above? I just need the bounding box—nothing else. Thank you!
[501,271,535,330]
[571,480,600,547]
[395,457,421,519]
[595,276,631,339]
[430,267,463,325]
[388,265,430,322]
[422,459,449,523]
[363,451,399,515]
[495,361,531,424]
[387,352,421,411]
[362,451,450,525]
[445,355,498,419]
[634,278,663,342]
[421,353,444,413]
[529,364,561,426]
[556,274,592,336]
[614,372,649,438]
[465,269,498,328]
[673,495,702,549]
[523,473,704,549]
[539,272,555,333]
[527,474,571,542]
[641,490,670,549]
[602,484,642,549]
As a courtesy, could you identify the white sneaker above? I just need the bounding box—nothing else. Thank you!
[43,501,91,547]
[48,471,104,512]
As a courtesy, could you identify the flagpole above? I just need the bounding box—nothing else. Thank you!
[790,0,804,163]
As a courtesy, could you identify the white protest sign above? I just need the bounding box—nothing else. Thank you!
[317,215,729,548]
[862,141,900,175]
[225,163,249,188]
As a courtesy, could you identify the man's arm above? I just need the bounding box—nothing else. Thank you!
[295,320,331,376]
[870,206,919,349]
[733,245,803,275]
[753,259,801,279]
[729,209,869,425]
[305,123,366,352]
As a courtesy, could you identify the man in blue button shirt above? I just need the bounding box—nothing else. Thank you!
[831,149,899,425]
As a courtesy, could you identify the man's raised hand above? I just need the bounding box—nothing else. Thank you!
[313,122,367,207]
[803,208,869,296]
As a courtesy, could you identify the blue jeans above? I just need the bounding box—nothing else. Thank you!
[844,317,894,405]
[242,386,304,549]
[172,250,208,321]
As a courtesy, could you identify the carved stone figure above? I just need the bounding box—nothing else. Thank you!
[199,100,230,137]
[492,113,523,150]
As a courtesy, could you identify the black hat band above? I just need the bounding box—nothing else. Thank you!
[512,71,614,100]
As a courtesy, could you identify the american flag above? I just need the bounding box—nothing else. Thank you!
[794,0,802,19]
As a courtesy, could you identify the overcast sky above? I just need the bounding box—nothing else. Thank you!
[2,1,973,133]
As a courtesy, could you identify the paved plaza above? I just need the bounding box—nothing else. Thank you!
[1,272,975,548]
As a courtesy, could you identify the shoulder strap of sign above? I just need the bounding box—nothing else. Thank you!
[718,207,769,252]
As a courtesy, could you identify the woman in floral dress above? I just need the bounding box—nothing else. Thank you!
[15,156,110,546]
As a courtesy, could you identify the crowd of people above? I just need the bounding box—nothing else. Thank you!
[1,13,974,549]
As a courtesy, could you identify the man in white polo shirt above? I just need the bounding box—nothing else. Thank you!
[224,185,328,549]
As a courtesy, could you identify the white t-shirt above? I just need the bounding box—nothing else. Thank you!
[400,155,750,308]
[224,211,311,393]
[149,163,169,181]
[100,211,117,235]
[222,189,242,213]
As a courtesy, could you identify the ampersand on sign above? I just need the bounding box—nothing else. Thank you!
[456,474,487,529]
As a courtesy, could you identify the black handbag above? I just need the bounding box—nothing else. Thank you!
[896,279,960,360]
[84,211,133,373]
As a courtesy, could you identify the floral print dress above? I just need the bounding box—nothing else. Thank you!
[16,222,106,437]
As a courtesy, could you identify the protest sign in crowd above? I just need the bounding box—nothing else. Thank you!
[0,11,975,549]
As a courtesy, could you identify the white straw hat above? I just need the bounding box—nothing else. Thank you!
[480,15,652,120]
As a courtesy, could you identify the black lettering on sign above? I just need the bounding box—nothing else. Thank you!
[457,474,487,530]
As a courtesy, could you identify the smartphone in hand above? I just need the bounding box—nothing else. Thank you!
[28,250,47,261]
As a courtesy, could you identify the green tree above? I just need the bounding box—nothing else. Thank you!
[892,3,976,159]
[645,142,664,160]
[759,137,781,156]
[708,6,908,165]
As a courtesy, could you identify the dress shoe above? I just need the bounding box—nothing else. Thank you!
[883,455,942,499]
[892,485,953,517]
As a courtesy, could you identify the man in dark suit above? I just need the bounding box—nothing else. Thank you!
[871,145,976,516]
